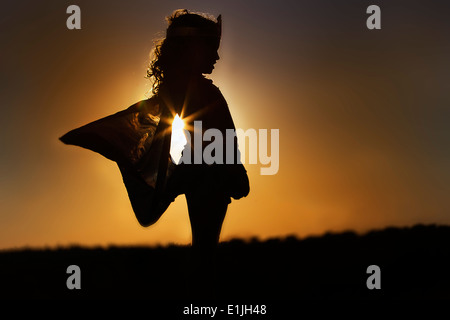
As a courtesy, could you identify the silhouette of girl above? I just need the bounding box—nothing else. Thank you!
[147,9,249,252]
[60,9,249,295]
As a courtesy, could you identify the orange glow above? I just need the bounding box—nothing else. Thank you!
[1,2,449,250]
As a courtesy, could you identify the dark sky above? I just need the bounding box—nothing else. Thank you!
[1,0,449,249]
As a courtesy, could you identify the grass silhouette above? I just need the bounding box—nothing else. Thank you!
[0,224,449,300]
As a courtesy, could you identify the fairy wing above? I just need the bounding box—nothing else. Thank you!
[59,97,174,226]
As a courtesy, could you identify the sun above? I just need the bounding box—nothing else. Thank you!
[170,114,188,164]
[172,113,185,131]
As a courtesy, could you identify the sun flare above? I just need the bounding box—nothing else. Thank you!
[170,114,188,164]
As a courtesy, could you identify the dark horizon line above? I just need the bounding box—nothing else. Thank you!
[1,222,447,253]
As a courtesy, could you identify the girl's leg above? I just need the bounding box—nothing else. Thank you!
[185,191,229,298]
[186,191,228,250]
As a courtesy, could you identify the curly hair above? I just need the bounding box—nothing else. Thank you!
[146,9,220,96]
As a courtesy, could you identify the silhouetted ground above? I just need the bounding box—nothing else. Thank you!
[1,224,449,301]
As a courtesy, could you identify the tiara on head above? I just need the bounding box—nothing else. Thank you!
[166,14,222,39]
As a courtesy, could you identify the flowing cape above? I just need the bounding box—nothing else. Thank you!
[59,97,175,227]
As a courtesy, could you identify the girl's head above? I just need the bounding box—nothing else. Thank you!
[147,9,222,95]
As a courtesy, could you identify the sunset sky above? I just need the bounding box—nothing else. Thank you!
[1,0,449,250]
